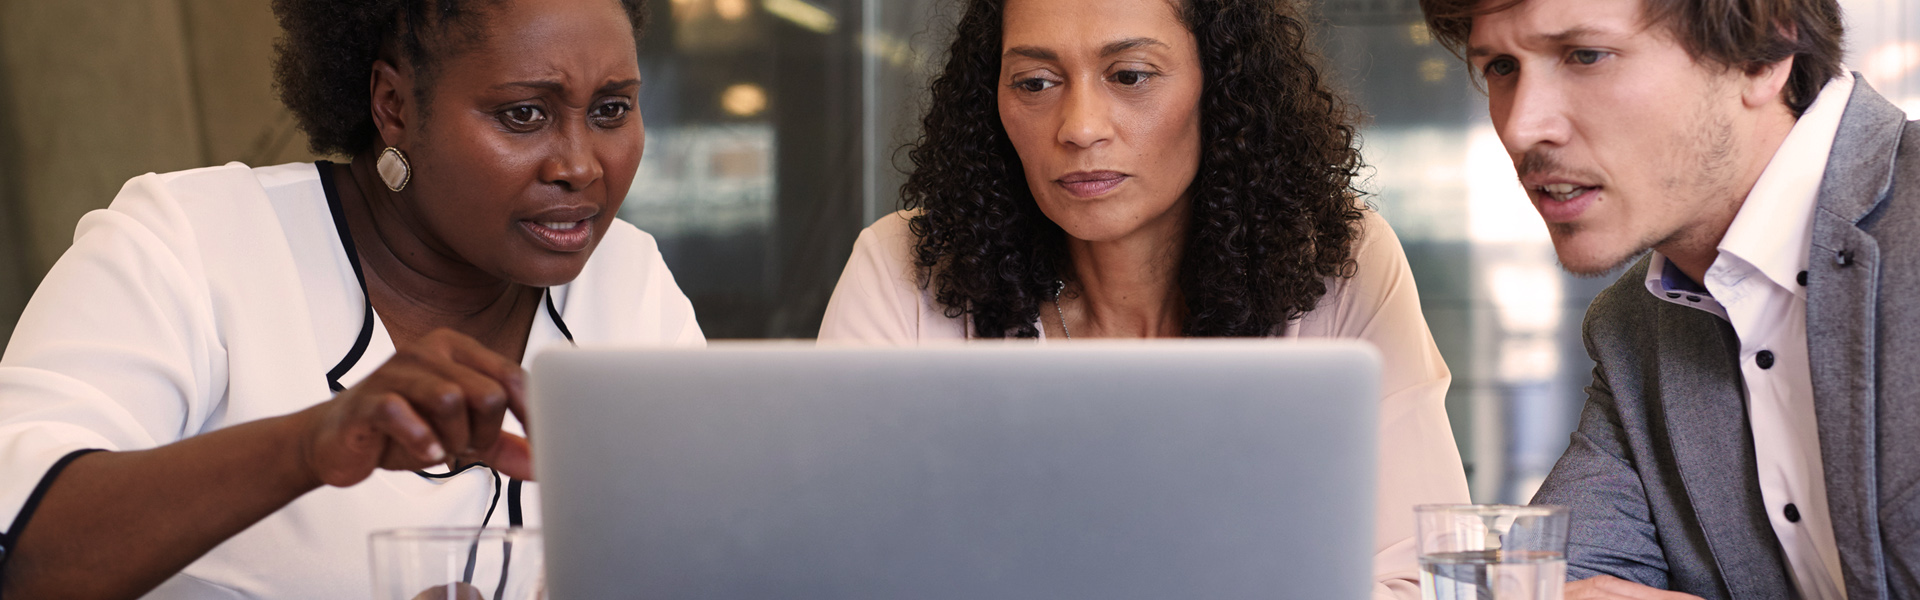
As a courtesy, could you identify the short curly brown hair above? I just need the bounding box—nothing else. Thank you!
[904,0,1367,338]
[271,0,648,157]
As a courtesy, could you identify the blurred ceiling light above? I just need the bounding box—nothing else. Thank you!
[715,0,750,21]
[764,0,836,34]
[1408,23,1432,46]
[1420,58,1449,82]
[861,32,924,72]
[1864,42,1920,84]
[721,83,769,117]
[1489,263,1562,334]
[1498,336,1560,382]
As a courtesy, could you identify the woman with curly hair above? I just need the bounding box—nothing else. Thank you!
[0,0,698,597]
[818,0,1467,596]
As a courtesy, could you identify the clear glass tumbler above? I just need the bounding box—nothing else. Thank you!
[370,527,544,600]
[1416,504,1570,600]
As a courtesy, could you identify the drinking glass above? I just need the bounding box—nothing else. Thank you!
[1416,504,1569,600]
[370,527,544,600]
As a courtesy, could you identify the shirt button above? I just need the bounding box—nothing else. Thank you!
[1757,350,1775,369]
[1797,271,1809,286]
[1785,503,1802,523]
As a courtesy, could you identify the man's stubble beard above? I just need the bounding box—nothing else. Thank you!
[1537,91,1742,278]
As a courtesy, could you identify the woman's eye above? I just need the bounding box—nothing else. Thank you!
[1112,71,1152,86]
[1484,58,1517,77]
[503,106,547,127]
[1014,78,1057,93]
[593,102,631,121]
[1569,49,1606,65]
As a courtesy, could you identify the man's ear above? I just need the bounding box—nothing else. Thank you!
[1742,54,1796,111]
[369,59,412,149]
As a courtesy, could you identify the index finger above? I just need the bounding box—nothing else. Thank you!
[440,331,530,428]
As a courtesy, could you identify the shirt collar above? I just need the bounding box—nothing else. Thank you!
[1645,253,1729,320]
[1713,71,1854,292]
[1646,71,1854,307]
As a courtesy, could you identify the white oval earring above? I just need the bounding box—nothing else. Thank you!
[376,146,411,192]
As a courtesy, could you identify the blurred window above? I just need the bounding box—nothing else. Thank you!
[623,0,1917,501]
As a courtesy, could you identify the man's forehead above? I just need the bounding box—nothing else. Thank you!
[1466,0,1648,50]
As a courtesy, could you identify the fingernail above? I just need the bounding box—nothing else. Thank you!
[426,443,446,461]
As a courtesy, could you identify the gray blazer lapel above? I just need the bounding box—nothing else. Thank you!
[1657,304,1792,600]
[1807,75,1905,600]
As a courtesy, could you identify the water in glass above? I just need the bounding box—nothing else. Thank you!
[1420,549,1566,600]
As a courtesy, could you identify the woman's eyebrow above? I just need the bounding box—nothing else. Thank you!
[487,78,640,95]
[598,79,641,94]
[1101,37,1167,56]
[1003,37,1167,62]
[493,80,566,93]
[1004,46,1058,61]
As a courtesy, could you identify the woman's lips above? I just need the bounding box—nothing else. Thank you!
[521,219,594,252]
[1056,171,1128,198]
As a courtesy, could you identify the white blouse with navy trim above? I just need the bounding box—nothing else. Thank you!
[0,162,703,598]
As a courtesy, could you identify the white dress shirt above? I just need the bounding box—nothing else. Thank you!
[0,162,704,598]
[1642,72,1856,600]
[818,209,1472,600]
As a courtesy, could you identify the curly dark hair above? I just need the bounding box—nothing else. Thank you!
[904,0,1367,338]
[271,0,648,157]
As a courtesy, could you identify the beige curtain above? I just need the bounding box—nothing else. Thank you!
[0,0,318,349]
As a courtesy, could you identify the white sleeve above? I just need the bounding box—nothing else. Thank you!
[817,212,932,345]
[1296,211,1470,600]
[0,174,226,541]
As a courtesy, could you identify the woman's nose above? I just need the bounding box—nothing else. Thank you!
[541,123,605,192]
[1057,82,1116,149]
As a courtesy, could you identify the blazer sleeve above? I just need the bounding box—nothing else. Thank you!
[1530,314,1671,587]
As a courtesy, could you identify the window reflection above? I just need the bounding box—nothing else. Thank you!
[623,0,867,338]
[623,124,775,236]
[619,0,1918,501]
[1849,0,1920,115]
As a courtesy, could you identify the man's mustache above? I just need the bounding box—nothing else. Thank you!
[1516,148,1601,186]
[1518,149,1562,180]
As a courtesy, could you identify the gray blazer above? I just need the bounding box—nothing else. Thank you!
[1532,76,1920,600]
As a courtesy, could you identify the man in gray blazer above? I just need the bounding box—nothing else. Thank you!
[1418,0,1918,598]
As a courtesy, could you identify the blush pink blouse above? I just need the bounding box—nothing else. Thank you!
[818,209,1471,600]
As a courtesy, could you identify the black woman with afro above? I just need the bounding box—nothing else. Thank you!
[0,0,702,597]
[817,0,1467,595]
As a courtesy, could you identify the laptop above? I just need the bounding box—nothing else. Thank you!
[529,340,1379,599]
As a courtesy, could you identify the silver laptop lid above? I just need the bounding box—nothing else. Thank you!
[530,340,1379,599]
